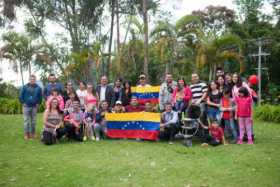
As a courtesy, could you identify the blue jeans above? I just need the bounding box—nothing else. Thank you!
[224,119,237,141]
[207,107,220,123]
[23,106,38,134]
[174,100,186,113]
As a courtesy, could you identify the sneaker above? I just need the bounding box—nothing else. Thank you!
[247,139,254,145]
[24,133,29,140]
[96,137,100,141]
[237,140,243,145]
[168,141,174,145]
[30,133,36,139]
[83,136,87,141]
[201,143,209,147]
[91,136,95,141]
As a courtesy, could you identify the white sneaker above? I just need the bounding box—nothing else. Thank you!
[96,137,100,141]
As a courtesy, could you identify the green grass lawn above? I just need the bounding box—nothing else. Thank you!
[0,114,280,187]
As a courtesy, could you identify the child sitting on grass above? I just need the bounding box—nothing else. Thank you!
[201,120,227,147]
[64,100,84,141]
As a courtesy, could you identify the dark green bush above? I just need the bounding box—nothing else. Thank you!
[255,104,280,123]
[0,97,45,114]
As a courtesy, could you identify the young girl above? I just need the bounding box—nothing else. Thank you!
[46,88,65,111]
[207,81,222,123]
[235,87,253,145]
[83,105,96,141]
[220,88,238,143]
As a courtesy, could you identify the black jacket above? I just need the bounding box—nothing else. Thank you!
[96,85,115,107]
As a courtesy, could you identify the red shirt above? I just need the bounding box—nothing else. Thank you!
[125,105,145,112]
[235,96,252,117]
[209,126,224,141]
[221,97,231,120]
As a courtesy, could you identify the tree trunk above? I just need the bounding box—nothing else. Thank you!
[107,0,115,77]
[116,0,120,53]
[28,61,31,76]
[19,61,24,86]
[143,0,149,78]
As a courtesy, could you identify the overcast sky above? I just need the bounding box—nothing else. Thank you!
[0,0,273,86]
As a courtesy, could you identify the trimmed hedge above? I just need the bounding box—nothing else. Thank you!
[255,104,280,123]
[0,97,45,114]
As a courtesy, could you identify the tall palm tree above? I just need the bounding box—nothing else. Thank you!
[176,15,244,80]
[150,20,177,73]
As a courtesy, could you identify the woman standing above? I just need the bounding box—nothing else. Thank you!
[207,81,223,123]
[172,78,192,113]
[232,73,251,99]
[84,83,98,109]
[121,81,132,106]
[113,78,123,104]
[76,81,87,111]
[42,98,63,145]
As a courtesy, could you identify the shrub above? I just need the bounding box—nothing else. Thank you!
[255,104,280,123]
[0,97,45,114]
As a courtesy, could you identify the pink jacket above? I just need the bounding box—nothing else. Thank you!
[235,96,253,117]
[172,86,192,105]
[46,95,65,111]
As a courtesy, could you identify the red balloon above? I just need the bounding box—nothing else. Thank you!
[249,75,258,85]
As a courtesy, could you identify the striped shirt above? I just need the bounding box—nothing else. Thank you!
[190,82,208,103]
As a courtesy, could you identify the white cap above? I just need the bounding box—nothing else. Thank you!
[116,100,122,105]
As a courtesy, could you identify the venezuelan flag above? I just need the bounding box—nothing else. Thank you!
[105,112,160,140]
[131,86,160,105]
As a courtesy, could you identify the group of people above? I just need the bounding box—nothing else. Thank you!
[19,68,257,146]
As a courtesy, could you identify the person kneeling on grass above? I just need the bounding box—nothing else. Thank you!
[63,100,85,141]
[41,98,64,145]
[159,102,179,144]
[201,120,227,147]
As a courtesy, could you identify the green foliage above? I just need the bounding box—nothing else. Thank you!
[0,97,45,114]
[255,104,280,123]
[0,82,19,98]
[0,97,22,114]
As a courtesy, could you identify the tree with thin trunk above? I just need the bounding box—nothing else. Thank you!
[142,0,149,78]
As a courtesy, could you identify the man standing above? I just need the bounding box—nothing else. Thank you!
[96,76,115,108]
[43,74,64,100]
[159,102,179,144]
[189,73,209,136]
[19,75,42,140]
[137,73,151,87]
[159,73,177,111]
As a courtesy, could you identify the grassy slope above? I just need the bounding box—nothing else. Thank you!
[0,114,279,187]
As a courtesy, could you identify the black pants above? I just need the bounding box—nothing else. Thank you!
[159,123,178,141]
[204,135,221,146]
[63,123,84,142]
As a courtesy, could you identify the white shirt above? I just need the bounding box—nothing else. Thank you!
[100,86,106,101]
[76,89,87,107]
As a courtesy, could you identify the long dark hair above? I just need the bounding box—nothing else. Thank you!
[238,87,250,97]
[207,81,218,94]
[48,98,62,114]
[123,80,131,93]
[233,73,242,88]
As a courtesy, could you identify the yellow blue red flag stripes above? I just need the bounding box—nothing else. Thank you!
[131,86,160,104]
[105,112,160,140]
